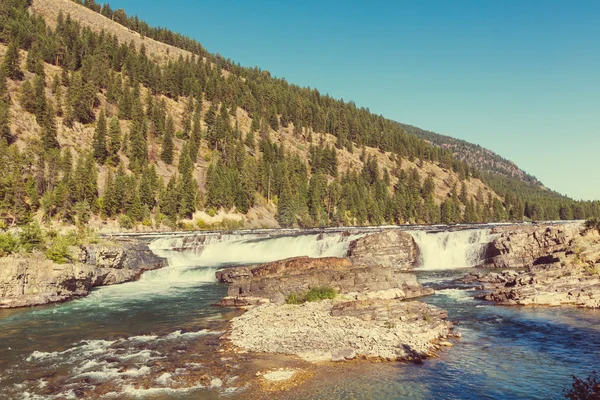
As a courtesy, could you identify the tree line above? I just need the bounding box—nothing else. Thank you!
[0,0,599,231]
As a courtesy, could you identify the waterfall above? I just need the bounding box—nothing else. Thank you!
[409,229,495,270]
[145,231,363,284]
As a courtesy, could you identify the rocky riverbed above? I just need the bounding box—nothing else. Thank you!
[0,241,166,308]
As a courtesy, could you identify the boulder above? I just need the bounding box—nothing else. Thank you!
[483,223,583,269]
[347,230,419,270]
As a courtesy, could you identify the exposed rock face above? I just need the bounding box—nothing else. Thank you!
[0,257,96,308]
[476,264,600,308]
[470,227,600,308]
[227,299,453,363]
[483,223,583,269]
[347,230,419,269]
[216,256,432,306]
[0,242,166,308]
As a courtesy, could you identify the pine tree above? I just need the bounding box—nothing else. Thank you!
[92,109,108,164]
[160,116,174,164]
[3,42,23,81]
[276,176,296,227]
[20,80,37,114]
[108,117,121,166]
[0,68,11,143]
[102,170,116,217]
[40,105,60,151]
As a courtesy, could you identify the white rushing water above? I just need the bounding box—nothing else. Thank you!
[74,232,364,304]
[410,229,496,270]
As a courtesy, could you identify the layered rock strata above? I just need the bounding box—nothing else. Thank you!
[216,256,432,306]
[0,241,166,308]
[483,223,583,269]
[466,224,600,308]
[218,255,454,363]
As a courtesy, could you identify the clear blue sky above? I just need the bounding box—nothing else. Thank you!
[102,0,600,200]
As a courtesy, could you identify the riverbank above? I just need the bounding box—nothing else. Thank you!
[0,241,166,308]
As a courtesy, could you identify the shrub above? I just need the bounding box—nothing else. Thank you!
[0,233,17,256]
[118,215,134,229]
[285,286,337,304]
[285,292,303,305]
[197,218,212,230]
[563,371,600,400]
[18,222,45,252]
[45,235,74,264]
[305,286,337,302]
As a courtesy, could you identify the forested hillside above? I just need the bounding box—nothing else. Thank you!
[0,0,598,233]
[398,123,541,186]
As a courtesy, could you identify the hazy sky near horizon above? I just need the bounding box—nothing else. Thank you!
[103,0,600,200]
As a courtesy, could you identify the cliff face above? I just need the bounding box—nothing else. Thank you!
[484,223,583,269]
[0,242,166,308]
[464,222,600,309]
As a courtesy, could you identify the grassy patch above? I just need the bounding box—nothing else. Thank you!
[285,286,337,304]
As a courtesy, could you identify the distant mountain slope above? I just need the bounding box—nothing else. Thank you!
[398,123,542,187]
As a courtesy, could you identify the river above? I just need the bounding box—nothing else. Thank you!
[0,227,598,399]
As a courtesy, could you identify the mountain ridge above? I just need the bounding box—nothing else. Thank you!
[0,0,598,233]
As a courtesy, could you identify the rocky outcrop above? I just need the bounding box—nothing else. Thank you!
[216,256,433,306]
[469,226,600,308]
[0,241,166,308]
[347,230,419,269]
[227,298,454,363]
[476,264,600,308]
[78,242,166,284]
[483,222,583,269]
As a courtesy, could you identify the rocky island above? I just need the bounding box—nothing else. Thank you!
[216,231,455,364]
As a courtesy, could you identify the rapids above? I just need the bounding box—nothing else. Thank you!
[0,224,598,399]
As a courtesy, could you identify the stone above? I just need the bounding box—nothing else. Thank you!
[347,230,419,270]
[0,241,167,308]
[331,348,356,361]
[215,256,432,306]
[227,299,452,364]
[482,223,584,269]
[469,223,600,309]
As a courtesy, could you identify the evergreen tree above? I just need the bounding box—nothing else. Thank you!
[160,116,174,164]
[3,42,23,81]
[92,109,108,164]
[276,176,296,227]
[0,68,11,143]
[108,117,121,166]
